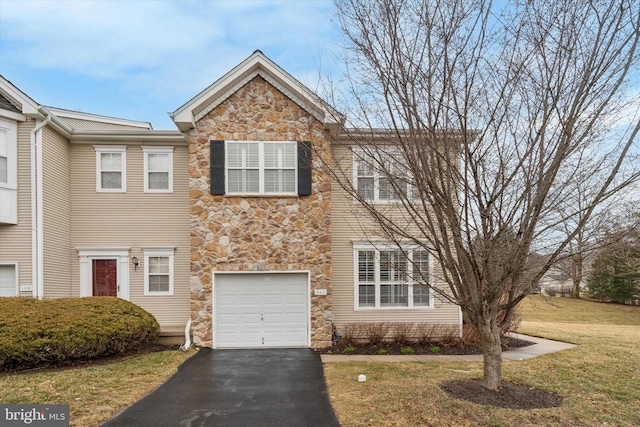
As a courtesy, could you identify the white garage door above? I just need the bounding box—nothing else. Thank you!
[214,273,309,348]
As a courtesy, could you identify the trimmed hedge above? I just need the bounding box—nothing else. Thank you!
[0,297,159,370]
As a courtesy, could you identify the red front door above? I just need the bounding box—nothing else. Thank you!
[92,259,118,296]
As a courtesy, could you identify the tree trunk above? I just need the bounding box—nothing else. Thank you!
[572,253,583,299]
[479,321,503,390]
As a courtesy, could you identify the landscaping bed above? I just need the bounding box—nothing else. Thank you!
[318,336,533,355]
[318,322,533,355]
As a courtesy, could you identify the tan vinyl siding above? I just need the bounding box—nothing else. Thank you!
[69,142,190,330]
[0,119,33,295]
[330,144,461,329]
[42,127,72,297]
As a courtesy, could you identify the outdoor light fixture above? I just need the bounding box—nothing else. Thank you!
[132,256,139,271]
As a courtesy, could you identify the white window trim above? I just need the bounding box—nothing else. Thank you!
[142,146,174,193]
[77,248,130,300]
[353,148,415,204]
[0,118,18,224]
[353,242,434,310]
[225,140,297,196]
[95,146,127,192]
[0,263,19,297]
[143,248,175,296]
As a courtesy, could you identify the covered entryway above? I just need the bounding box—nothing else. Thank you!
[78,249,130,300]
[214,272,309,348]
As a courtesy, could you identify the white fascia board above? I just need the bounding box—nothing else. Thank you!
[69,130,186,144]
[0,76,41,118]
[171,50,344,133]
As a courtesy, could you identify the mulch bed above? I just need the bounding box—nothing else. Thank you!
[440,379,563,409]
[317,336,534,355]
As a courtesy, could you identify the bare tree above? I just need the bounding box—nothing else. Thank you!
[328,0,640,390]
[553,191,639,298]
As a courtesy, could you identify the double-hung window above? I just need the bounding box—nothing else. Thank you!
[95,146,126,192]
[354,149,414,202]
[226,141,296,194]
[143,248,174,296]
[355,243,432,309]
[143,147,173,192]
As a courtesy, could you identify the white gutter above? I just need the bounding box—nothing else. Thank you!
[180,319,192,351]
[30,114,51,299]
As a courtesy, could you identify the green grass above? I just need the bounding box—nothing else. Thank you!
[0,349,194,427]
[324,295,640,426]
[2,296,639,426]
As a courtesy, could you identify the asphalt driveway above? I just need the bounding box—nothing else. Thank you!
[102,348,341,427]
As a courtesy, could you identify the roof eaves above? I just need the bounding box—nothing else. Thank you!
[0,75,41,118]
[68,129,186,144]
[45,106,153,130]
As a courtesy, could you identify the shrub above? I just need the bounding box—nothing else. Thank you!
[414,323,461,346]
[390,322,414,346]
[401,346,414,355]
[437,325,462,347]
[414,323,438,346]
[430,345,441,354]
[363,322,390,346]
[343,346,357,354]
[339,323,361,346]
[0,297,159,370]
[377,348,389,355]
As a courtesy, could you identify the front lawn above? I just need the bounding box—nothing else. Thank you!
[0,349,193,427]
[323,296,640,426]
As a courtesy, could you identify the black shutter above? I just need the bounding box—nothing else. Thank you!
[210,140,225,195]
[297,141,312,196]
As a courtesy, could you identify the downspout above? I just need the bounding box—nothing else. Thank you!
[30,114,51,299]
[180,319,192,351]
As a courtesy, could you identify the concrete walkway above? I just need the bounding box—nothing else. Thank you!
[321,333,577,363]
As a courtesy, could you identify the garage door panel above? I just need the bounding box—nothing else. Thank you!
[215,273,309,348]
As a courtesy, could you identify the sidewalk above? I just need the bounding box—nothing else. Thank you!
[320,334,577,363]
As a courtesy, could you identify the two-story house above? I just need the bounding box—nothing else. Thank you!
[0,51,461,349]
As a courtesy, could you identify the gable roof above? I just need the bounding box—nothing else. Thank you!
[0,75,41,119]
[171,50,344,135]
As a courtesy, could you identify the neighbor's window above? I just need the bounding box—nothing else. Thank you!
[0,264,17,297]
[143,248,174,295]
[143,147,173,192]
[354,149,414,202]
[355,244,431,309]
[95,146,126,192]
[0,119,18,224]
[227,141,296,194]
[0,146,7,184]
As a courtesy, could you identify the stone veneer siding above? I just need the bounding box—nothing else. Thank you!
[188,76,333,348]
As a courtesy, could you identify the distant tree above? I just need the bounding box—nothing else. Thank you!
[588,243,640,304]
[329,0,640,390]
[588,217,640,303]
[553,197,638,299]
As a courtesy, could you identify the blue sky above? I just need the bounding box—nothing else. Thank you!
[0,0,342,129]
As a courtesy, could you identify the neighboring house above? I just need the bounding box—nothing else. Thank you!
[0,51,461,348]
